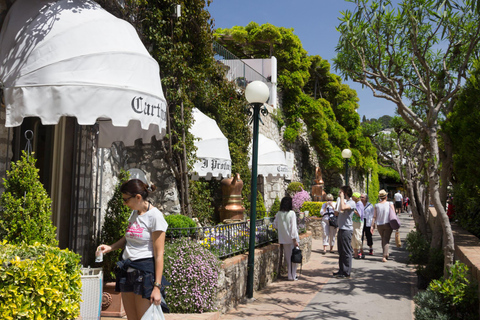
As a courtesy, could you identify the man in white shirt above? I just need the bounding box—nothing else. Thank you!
[394,191,403,214]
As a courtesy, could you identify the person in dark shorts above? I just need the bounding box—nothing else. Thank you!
[394,190,403,214]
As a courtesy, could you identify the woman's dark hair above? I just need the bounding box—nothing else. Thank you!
[120,179,156,200]
[279,196,293,211]
[340,185,353,198]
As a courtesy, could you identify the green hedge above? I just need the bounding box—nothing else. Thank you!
[0,242,82,319]
[165,214,197,237]
[301,201,325,217]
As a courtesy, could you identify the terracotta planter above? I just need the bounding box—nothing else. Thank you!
[101,282,126,317]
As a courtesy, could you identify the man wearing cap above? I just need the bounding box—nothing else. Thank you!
[351,192,365,259]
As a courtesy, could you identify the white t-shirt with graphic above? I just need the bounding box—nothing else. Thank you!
[122,207,168,261]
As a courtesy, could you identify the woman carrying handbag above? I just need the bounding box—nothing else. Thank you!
[371,189,394,262]
[273,196,300,281]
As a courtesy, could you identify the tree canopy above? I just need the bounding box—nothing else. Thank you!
[334,0,480,272]
[215,23,378,194]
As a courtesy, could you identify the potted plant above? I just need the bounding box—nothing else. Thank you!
[99,170,130,317]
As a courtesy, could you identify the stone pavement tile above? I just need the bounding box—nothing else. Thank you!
[220,239,336,320]
[102,312,220,320]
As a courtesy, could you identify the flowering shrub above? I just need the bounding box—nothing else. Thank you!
[164,238,221,313]
[292,189,311,212]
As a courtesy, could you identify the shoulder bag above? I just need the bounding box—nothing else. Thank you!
[389,204,401,230]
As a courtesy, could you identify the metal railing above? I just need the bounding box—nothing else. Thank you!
[166,216,306,259]
[213,41,269,89]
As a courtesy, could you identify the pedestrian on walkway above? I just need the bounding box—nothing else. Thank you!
[273,196,300,281]
[360,193,374,257]
[371,189,394,262]
[333,186,355,278]
[394,190,403,215]
[320,194,337,254]
[98,179,168,320]
[351,192,364,259]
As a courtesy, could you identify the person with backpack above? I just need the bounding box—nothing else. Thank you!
[320,194,337,254]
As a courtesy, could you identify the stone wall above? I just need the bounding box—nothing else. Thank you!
[306,217,324,240]
[451,223,480,316]
[216,232,312,313]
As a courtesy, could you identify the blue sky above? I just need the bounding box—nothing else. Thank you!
[207,0,397,120]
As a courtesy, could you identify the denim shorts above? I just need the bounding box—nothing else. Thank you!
[116,269,154,299]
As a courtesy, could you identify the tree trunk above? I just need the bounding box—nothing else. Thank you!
[428,131,455,277]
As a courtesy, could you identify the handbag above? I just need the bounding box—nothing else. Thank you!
[291,246,303,263]
[329,213,338,228]
[291,246,303,278]
[389,204,401,230]
[395,230,402,248]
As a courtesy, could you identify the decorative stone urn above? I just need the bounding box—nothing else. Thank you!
[220,173,245,222]
[101,282,125,317]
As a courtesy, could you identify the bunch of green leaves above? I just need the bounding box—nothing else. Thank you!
[100,170,130,282]
[0,242,82,319]
[256,192,267,219]
[268,197,280,217]
[415,261,478,320]
[0,151,57,246]
[165,214,197,237]
[287,182,305,195]
[405,228,430,265]
[189,179,216,225]
[300,201,324,218]
[163,237,221,313]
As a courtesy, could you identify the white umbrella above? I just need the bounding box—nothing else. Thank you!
[249,134,291,178]
[0,0,167,146]
[190,108,231,180]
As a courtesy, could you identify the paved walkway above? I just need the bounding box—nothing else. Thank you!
[221,213,416,320]
[101,213,416,320]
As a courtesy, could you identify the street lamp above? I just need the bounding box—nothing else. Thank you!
[245,80,270,299]
[342,148,352,186]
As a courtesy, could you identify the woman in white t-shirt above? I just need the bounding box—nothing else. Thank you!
[273,196,300,281]
[371,189,393,262]
[98,179,168,320]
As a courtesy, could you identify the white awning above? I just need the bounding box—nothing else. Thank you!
[190,108,231,180]
[249,134,291,179]
[0,0,167,146]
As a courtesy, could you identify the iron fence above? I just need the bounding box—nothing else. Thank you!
[166,216,306,259]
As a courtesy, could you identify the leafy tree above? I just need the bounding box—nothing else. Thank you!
[444,60,480,237]
[100,170,130,282]
[0,151,57,246]
[334,0,480,271]
[215,24,378,189]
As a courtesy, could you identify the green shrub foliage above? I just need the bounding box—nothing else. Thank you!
[165,214,197,237]
[0,242,82,319]
[287,182,305,195]
[405,229,429,265]
[269,197,281,217]
[100,170,130,282]
[414,261,478,320]
[189,180,216,225]
[0,151,57,246]
[301,201,325,217]
[256,192,267,219]
[164,238,221,313]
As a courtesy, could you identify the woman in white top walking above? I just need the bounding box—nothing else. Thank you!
[320,194,337,254]
[273,196,300,281]
[371,189,393,262]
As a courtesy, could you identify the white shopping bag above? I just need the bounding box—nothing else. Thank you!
[141,303,165,320]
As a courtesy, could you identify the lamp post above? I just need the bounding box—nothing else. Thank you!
[245,81,270,299]
[341,148,352,186]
